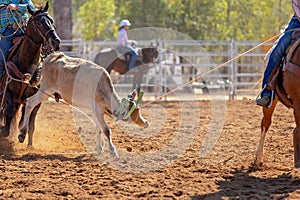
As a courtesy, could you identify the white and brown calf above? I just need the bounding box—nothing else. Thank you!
[18,52,149,157]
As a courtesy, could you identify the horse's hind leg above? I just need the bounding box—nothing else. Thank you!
[253,98,278,168]
[0,91,16,137]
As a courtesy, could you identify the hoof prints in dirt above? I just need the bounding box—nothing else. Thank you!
[1,100,300,199]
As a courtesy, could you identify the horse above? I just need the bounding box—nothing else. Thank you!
[253,35,300,169]
[0,2,60,138]
[93,47,159,91]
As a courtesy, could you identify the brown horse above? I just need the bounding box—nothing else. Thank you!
[0,2,60,138]
[253,37,300,169]
[93,47,158,90]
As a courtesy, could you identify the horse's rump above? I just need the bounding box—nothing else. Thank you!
[274,66,293,108]
[271,37,300,108]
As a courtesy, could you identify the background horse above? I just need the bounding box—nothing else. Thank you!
[94,47,158,91]
[0,2,60,138]
[253,37,300,169]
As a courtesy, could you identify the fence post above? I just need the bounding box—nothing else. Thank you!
[158,39,164,97]
[79,39,84,58]
[229,39,237,99]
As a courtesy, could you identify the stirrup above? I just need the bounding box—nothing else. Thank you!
[256,85,274,108]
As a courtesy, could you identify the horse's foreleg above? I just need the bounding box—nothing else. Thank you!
[253,98,278,168]
[26,103,41,146]
[133,73,143,92]
[18,91,47,145]
[132,74,137,90]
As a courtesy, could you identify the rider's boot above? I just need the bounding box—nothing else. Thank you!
[256,86,273,108]
[256,62,281,108]
[256,94,271,107]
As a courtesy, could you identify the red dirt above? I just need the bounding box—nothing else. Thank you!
[1,99,300,199]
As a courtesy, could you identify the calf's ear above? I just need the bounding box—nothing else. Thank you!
[131,89,137,101]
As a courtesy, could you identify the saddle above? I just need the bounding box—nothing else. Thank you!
[0,36,33,105]
[114,46,132,61]
[114,46,142,62]
[266,30,300,108]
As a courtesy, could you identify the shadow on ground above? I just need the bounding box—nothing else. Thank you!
[191,170,300,200]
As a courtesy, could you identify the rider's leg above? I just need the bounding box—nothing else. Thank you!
[257,17,300,107]
[128,52,137,70]
[127,47,138,71]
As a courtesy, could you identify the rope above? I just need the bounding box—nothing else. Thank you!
[35,87,96,126]
[9,9,26,35]
[0,9,25,39]
[141,33,282,107]
[0,48,43,110]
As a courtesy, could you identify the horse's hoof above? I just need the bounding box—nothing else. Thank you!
[18,134,26,143]
[294,162,300,168]
[27,145,34,150]
[0,126,9,138]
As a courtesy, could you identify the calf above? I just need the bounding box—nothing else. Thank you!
[18,52,149,157]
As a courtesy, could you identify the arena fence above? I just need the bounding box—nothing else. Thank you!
[60,39,273,99]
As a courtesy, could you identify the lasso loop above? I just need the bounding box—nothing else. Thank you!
[0,8,26,39]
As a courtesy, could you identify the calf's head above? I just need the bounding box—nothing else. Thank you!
[128,106,149,128]
[114,90,149,128]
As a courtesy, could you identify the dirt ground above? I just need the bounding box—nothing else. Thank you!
[1,98,300,199]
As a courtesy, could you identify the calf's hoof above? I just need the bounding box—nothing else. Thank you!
[144,121,150,128]
[248,158,263,171]
[110,150,119,159]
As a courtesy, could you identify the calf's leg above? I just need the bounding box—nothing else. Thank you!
[94,105,118,158]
